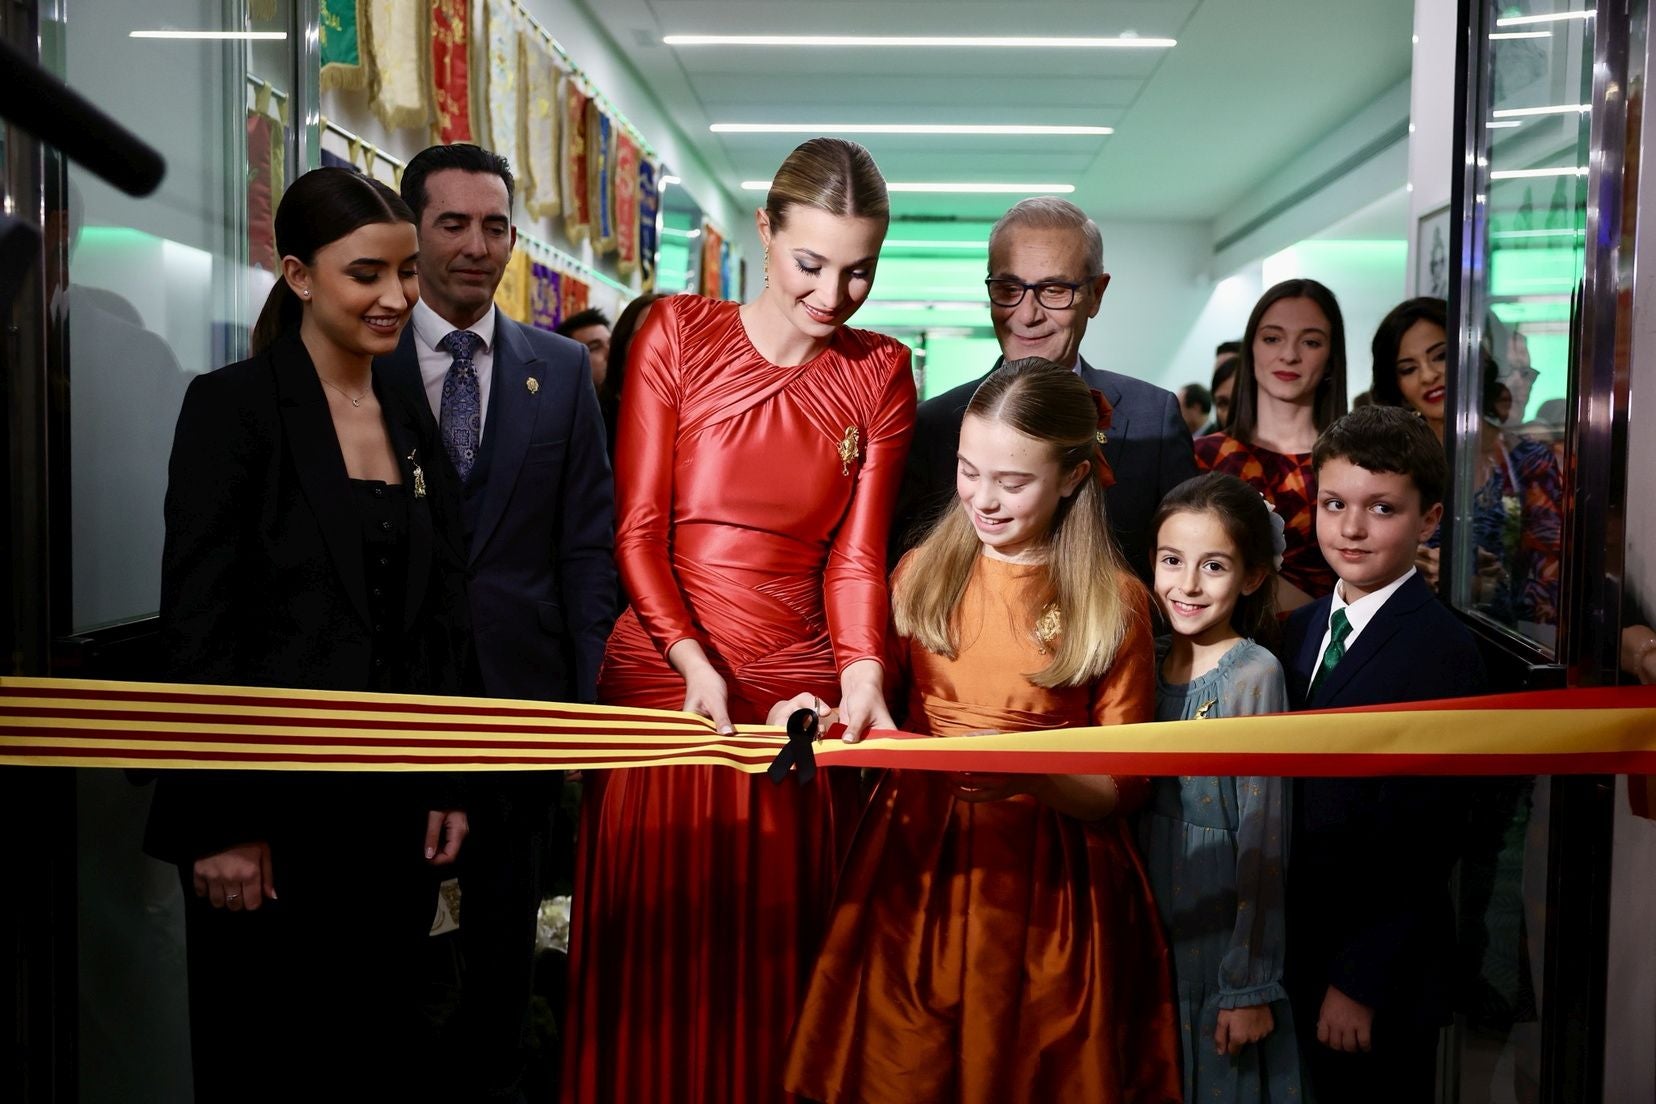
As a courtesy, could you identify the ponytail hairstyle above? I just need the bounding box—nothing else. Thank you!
[250,167,415,355]
[1149,472,1283,648]
[765,137,890,230]
[893,356,1134,688]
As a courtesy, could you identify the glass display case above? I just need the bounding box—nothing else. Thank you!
[1448,2,1645,1102]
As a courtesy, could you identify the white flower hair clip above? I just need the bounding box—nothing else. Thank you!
[1261,494,1287,571]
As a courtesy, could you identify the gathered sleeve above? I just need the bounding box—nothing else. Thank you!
[611,302,698,657]
[823,345,917,674]
[1216,647,1293,1007]
[1090,579,1157,813]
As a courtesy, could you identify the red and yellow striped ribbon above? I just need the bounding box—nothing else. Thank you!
[2,676,1655,776]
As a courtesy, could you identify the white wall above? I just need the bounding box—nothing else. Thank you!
[1082,219,1237,394]
[1405,0,1457,293]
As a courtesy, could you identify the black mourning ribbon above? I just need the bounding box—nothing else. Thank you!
[767,707,820,786]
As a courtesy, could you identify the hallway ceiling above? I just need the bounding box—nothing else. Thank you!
[588,0,1416,223]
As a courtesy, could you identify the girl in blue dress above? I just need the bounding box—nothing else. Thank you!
[1140,472,1306,1102]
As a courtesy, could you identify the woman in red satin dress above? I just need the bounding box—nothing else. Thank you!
[562,138,917,1104]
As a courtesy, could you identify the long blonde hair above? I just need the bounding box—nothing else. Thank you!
[893,358,1133,688]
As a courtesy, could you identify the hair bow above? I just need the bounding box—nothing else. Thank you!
[1089,389,1117,490]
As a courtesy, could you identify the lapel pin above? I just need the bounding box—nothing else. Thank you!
[526,377,539,394]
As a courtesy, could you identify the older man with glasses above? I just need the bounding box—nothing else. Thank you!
[891,197,1196,579]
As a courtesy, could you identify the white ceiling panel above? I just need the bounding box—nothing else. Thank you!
[583,0,1413,224]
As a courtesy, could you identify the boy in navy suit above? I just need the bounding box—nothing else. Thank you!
[1283,405,1485,1102]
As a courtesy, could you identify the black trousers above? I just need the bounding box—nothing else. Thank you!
[178,793,437,1103]
[452,783,554,1100]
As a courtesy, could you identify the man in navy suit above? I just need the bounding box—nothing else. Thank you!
[1282,406,1485,1103]
[891,197,1196,578]
[381,143,616,1102]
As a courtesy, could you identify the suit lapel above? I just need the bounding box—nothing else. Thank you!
[1077,358,1129,473]
[1313,575,1434,705]
[470,318,543,561]
[273,333,370,626]
[376,376,434,630]
[378,326,426,412]
[1295,594,1333,703]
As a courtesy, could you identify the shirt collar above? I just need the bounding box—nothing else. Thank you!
[412,297,496,353]
[1330,567,1417,636]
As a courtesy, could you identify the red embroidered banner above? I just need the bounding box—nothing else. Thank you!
[430,0,473,144]
[562,79,591,241]
[613,131,641,276]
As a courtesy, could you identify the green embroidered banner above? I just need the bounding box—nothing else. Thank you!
[320,0,366,91]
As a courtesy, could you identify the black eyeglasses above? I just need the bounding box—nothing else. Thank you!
[984,277,1098,310]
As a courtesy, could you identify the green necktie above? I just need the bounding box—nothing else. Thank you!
[1309,608,1353,698]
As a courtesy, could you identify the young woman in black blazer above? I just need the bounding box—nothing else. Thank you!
[145,168,471,1102]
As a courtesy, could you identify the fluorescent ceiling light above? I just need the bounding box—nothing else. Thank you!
[130,30,287,39]
[665,34,1175,49]
[1495,10,1594,26]
[1492,103,1591,117]
[742,180,1073,194]
[1491,228,1586,239]
[660,174,682,185]
[1489,166,1588,179]
[661,227,702,239]
[711,123,1112,136]
[882,240,989,250]
[1489,30,1553,39]
[1487,120,1524,128]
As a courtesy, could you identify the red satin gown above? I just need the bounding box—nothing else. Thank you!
[562,294,917,1104]
[784,556,1183,1104]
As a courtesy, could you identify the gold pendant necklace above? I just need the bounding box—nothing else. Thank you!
[319,375,372,408]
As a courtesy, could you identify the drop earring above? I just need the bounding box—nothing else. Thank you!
[763,248,770,289]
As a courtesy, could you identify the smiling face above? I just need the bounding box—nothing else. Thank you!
[413,168,515,328]
[1314,457,1442,601]
[286,220,419,359]
[956,412,1088,563]
[1395,319,1448,427]
[1153,508,1265,646]
[987,226,1109,369]
[758,204,885,339]
[1252,296,1331,407]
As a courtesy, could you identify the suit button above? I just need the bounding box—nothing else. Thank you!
[374,624,385,633]
[371,587,383,598]
[372,486,384,498]
[381,521,392,531]
[378,557,389,567]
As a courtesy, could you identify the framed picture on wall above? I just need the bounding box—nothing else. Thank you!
[1416,203,1453,299]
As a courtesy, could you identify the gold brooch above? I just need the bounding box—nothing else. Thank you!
[1195,698,1217,719]
[1096,430,1108,445]
[526,376,539,394]
[837,426,861,475]
[407,449,427,499]
[1034,604,1062,653]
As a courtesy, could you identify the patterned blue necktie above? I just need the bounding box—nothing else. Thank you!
[439,330,482,481]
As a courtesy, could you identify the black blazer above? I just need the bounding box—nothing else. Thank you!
[891,356,1196,579]
[144,328,470,864]
[1282,572,1487,1030]
[378,315,616,704]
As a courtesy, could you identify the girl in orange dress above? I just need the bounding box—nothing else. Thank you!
[562,139,916,1104]
[783,358,1181,1104]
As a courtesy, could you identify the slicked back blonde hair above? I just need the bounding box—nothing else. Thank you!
[893,357,1134,688]
[765,138,889,230]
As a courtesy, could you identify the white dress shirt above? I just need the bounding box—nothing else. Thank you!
[1313,567,1418,675]
[411,298,498,440]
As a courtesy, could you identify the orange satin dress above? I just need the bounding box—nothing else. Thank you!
[784,556,1182,1104]
[562,295,917,1104]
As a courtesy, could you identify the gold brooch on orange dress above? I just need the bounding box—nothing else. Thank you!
[837,426,861,475]
[1034,604,1062,654]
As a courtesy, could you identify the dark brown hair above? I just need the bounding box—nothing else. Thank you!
[765,138,889,230]
[1230,279,1349,445]
[1312,404,1448,507]
[251,168,413,354]
[1370,296,1447,409]
[1150,473,1281,647]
